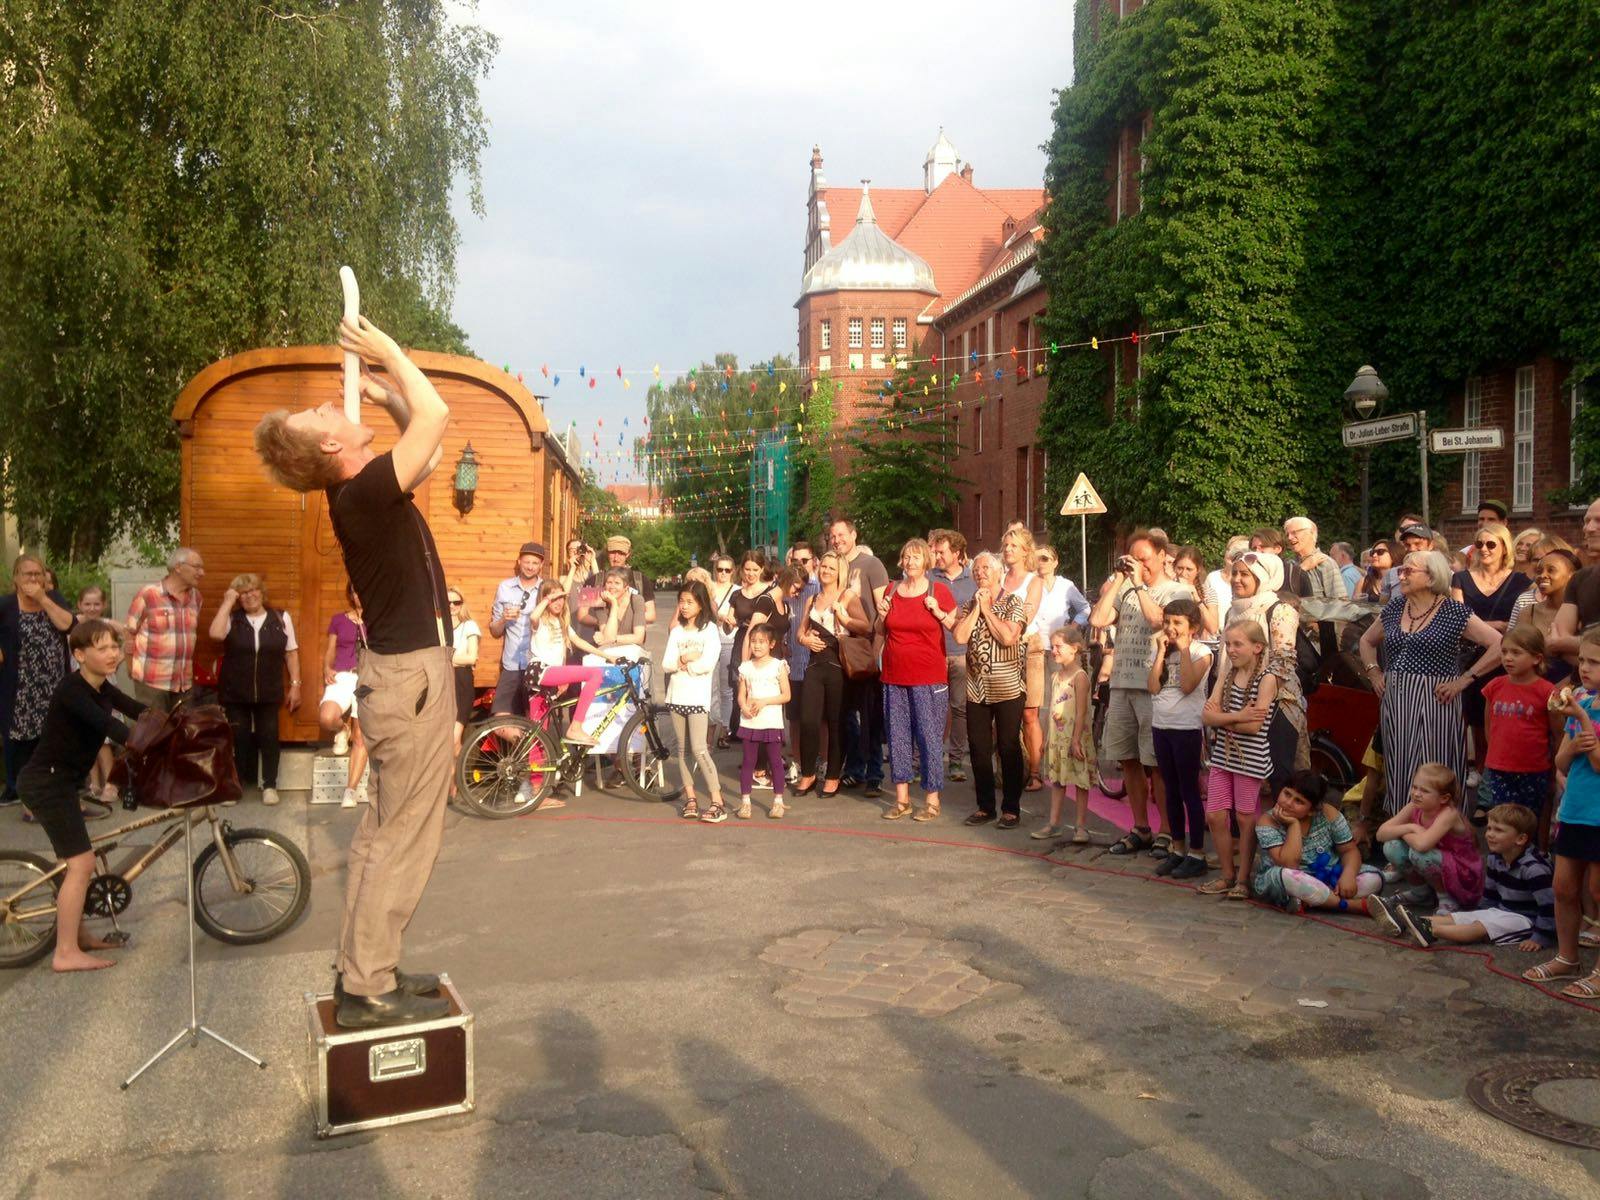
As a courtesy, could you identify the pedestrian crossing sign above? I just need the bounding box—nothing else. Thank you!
[1059,472,1107,516]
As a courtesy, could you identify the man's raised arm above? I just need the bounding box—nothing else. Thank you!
[339,315,448,492]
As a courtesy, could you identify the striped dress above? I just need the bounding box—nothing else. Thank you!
[1212,671,1276,780]
[1378,596,1470,814]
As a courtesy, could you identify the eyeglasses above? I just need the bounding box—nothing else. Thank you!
[448,598,462,605]
[794,557,813,566]
[1396,566,1422,575]
[1474,541,1498,551]
[716,566,734,574]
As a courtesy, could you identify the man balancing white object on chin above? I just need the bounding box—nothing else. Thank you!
[253,315,454,1028]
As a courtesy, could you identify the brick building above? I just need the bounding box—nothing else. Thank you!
[1435,359,1584,546]
[795,134,1049,540]
[605,482,662,521]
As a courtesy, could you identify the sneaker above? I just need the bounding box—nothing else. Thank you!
[769,801,785,819]
[262,788,281,807]
[1395,904,1437,948]
[701,803,727,824]
[1170,855,1207,880]
[1366,893,1402,938]
[840,775,863,789]
[948,762,967,783]
[1153,852,1184,877]
[785,763,799,786]
[1464,766,1482,791]
[332,730,350,756]
[340,788,358,809]
[864,781,883,799]
[737,799,752,819]
[356,785,369,805]
[0,793,19,808]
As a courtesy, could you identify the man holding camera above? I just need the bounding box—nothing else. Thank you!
[489,541,548,715]
[1090,530,1194,855]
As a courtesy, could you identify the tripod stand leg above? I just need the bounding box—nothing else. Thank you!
[121,1027,193,1090]
[198,1025,266,1068]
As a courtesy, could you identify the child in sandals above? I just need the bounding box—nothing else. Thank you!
[1031,626,1094,844]
[1253,770,1384,914]
[1198,619,1276,898]
[1524,630,1600,997]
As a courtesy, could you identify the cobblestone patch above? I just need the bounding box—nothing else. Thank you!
[761,926,1020,1018]
[989,874,1473,1020]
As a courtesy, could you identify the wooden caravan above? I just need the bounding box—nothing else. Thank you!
[173,347,579,743]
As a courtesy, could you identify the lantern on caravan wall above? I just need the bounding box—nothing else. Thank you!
[453,441,481,516]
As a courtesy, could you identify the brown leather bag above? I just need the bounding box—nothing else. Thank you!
[110,703,244,809]
[839,589,889,681]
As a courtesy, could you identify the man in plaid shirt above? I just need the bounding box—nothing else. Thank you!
[124,548,206,711]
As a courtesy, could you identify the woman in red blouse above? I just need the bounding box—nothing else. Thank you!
[877,538,959,821]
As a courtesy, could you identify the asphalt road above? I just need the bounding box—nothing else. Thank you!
[3,613,1598,1199]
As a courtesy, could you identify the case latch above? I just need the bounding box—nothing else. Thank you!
[369,1037,427,1082]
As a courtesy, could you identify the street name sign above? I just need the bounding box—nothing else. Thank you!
[1429,428,1504,454]
[1060,472,1108,516]
[1341,413,1418,448]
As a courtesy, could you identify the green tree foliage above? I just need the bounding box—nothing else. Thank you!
[576,469,634,551]
[637,355,802,560]
[628,520,689,580]
[1039,0,1600,560]
[0,1,495,560]
[843,367,964,553]
[790,376,838,543]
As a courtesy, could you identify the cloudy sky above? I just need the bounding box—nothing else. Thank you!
[447,1,1074,478]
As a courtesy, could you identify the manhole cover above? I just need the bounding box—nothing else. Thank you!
[1466,1059,1600,1150]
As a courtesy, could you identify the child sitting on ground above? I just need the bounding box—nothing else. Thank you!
[1032,626,1095,844]
[1376,763,1485,914]
[1372,802,1554,949]
[1252,770,1384,914]
[1523,630,1600,997]
[1479,625,1558,845]
[17,619,147,972]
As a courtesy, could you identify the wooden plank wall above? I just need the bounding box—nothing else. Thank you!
[181,359,578,744]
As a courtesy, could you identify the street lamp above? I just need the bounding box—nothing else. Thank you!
[452,441,480,516]
[1343,366,1389,550]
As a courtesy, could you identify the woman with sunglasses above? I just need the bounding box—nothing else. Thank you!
[1450,523,1530,787]
[709,556,739,749]
[1354,541,1397,604]
[448,589,480,763]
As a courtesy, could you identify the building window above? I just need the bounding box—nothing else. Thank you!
[1572,378,1587,501]
[893,318,907,349]
[1461,376,1482,514]
[1513,365,1534,512]
[976,493,984,542]
[975,403,983,454]
[848,318,862,349]
[1018,447,1032,529]
[870,318,885,349]
[819,319,831,351]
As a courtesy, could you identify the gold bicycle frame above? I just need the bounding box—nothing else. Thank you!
[1,805,239,923]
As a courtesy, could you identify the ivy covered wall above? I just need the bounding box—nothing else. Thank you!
[1038,0,1600,561]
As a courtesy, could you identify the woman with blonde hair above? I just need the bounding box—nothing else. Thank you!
[876,538,958,820]
[209,573,302,806]
[1451,522,1530,785]
[1000,523,1045,791]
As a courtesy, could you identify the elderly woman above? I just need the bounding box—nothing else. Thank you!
[954,551,1028,829]
[1228,550,1307,793]
[209,573,302,806]
[0,554,75,804]
[1451,522,1529,783]
[1359,551,1503,814]
[876,538,958,821]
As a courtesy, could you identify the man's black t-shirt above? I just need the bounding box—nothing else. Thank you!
[25,672,144,780]
[327,452,451,654]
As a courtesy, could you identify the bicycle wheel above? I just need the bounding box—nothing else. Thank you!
[1092,700,1126,799]
[618,705,684,804]
[192,828,311,945]
[457,715,559,818]
[0,850,58,969]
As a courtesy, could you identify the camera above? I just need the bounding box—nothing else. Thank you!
[1116,555,1137,576]
[575,541,589,559]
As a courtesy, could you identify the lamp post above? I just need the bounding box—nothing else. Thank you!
[1343,365,1389,551]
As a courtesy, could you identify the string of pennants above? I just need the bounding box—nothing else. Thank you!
[533,322,1212,483]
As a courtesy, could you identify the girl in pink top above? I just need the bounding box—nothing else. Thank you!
[1376,763,1485,911]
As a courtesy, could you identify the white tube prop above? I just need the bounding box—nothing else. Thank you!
[339,265,361,421]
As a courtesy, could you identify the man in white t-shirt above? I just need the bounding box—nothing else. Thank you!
[1090,530,1195,854]
[1204,536,1250,640]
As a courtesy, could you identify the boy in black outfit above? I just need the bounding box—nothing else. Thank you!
[20,619,146,971]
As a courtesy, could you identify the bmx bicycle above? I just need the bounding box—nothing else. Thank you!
[0,801,312,969]
[455,656,683,819]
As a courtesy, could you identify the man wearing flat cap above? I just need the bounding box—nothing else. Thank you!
[489,540,548,715]
[579,534,655,629]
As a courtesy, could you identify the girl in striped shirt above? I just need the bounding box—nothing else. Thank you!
[1200,620,1278,898]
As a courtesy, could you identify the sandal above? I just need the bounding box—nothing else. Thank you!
[1025,773,1044,793]
[680,799,699,819]
[882,802,913,821]
[1523,956,1582,983]
[1072,827,1090,845]
[1197,877,1235,895]
[1029,824,1063,841]
[1146,834,1172,859]
[1225,881,1250,901]
[1581,918,1600,949]
[701,803,727,824]
[912,804,940,822]
[1108,828,1153,856]
[1560,970,1600,1000]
